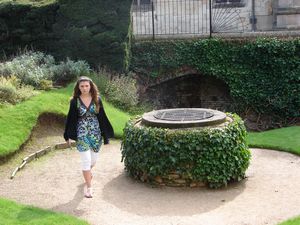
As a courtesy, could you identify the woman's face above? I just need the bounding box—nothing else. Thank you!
[79,81,91,95]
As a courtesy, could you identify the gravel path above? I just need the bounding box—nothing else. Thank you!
[0,118,300,225]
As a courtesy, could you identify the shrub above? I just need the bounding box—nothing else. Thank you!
[0,85,18,104]
[90,69,150,115]
[126,102,153,115]
[105,74,138,111]
[15,84,37,102]
[0,75,21,87]
[0,51,91,87]
[121,114,251,188]
[88,68,111,95]
[38,79,53,90]
[0,51,55,87]
[0,75,37,104]
[51,58,91,84]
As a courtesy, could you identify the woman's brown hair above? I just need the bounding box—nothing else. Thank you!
[73,76,100,112]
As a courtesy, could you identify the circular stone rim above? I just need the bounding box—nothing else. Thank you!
[154,109,214,121]
[141,108,227,128]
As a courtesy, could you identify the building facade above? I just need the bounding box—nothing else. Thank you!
[131,0,300,37]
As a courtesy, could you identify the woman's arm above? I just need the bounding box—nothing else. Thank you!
[97,97,114,144]
[64,98,77,141]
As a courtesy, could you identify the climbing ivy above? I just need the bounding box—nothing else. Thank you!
[130,38,300,127]
[121,114,251,188]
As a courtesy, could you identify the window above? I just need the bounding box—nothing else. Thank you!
[133,0,151,5]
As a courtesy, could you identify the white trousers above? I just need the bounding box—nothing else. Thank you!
[79,150,99,171]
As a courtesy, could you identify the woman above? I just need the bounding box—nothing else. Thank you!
[64,76,114,198]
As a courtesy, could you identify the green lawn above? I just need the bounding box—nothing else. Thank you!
[278,216,300,225]
[248,126,300,155]
[0,198,89,225]
[0,84,131,159]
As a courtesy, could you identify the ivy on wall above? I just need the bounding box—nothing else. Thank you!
[130,38,300,127]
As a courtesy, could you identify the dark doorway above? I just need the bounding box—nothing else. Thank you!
[141,74,233,111]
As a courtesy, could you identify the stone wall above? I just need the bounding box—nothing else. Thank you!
[140,74,233,111]
[276,0,300,29]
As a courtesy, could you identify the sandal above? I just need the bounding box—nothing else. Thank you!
[84,187,93,198]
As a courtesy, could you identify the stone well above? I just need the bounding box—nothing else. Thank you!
[121,108,250,188]
[141,108,227,128]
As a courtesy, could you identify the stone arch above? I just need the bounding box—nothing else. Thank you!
[140,73,233,111]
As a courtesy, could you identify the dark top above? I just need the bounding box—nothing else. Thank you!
[63,97,114,144]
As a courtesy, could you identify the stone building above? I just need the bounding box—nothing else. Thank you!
[131,0,300,36]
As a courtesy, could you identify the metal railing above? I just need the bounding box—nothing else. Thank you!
[131,0,300,39]
[132,0,210,38]
[131,0,245,38]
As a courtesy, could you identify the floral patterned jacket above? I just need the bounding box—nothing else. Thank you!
[63,97,114,144]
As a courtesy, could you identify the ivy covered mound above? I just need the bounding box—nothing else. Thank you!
[121,114,251,188]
